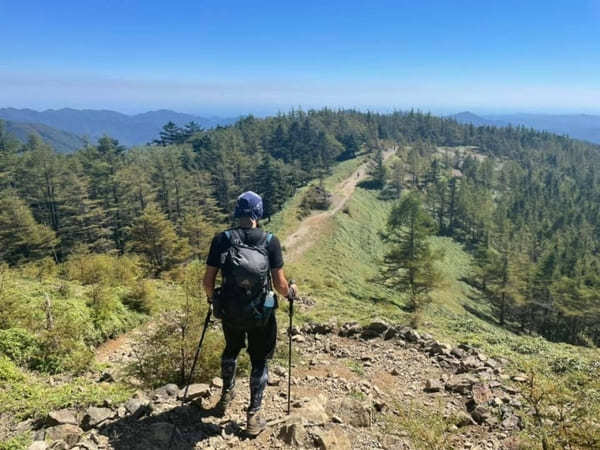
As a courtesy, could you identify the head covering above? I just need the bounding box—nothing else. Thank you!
[234,191,263,220]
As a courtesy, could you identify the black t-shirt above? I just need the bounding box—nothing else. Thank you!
[206,227,284,270]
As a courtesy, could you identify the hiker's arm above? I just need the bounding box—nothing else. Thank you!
[203,265,218,303]
[271,268,297,298]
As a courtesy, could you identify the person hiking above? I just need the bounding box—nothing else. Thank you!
[203,191,298,436]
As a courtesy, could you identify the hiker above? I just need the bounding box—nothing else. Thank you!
[203,191,298,436]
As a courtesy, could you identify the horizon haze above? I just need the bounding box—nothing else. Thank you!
[1,0,600,115]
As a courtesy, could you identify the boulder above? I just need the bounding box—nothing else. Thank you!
[278,416,306,447]
[44,424,83,446]
[424,379,443,393]
[47,409,79,426]
[445,375,477,395]
[153,383,179,399]
[471,383,493,407]
[178,383,211,401]
[429,341,452,356]
[314,427,352,450]
[360,319,390,339]
[293,396,329,424]
[404,329,420,343]
[125,397,151,419]
[339,322,361,337]
[502,414,521,430]
[28,442,48,450]
[210,377,223,389]
[340,397,373,427]
[82,407,114,429]
[470,406,491,424]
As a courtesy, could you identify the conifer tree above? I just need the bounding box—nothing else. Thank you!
[0,191,58,264]
[381,192,442,312]
[128,204,191,275]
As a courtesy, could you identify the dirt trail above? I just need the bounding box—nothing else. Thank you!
[283,149,395,263]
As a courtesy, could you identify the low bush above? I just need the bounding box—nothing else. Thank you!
[121,280,157,314]
[63,252,141,287]
[297,185,331,219]
[0,328,41,367]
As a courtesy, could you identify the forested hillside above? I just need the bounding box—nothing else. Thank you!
[1,108,600,346]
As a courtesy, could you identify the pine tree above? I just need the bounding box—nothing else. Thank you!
[0,191,58,264]
[128,204,191,275]
[380,193,442,312]
[367,148,387,189]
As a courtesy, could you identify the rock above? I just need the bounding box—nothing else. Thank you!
[178,383,211,401]
[429,341,452,356]
[15,418,35,433]
[98,371,114,383]
[511,375,528,383]
[268,375,281,386]
[360,319,390,339]
[211,377,223,389]
[278,416,306,446]
[502,414,521,430]
[340,398,373,427]
[82,407,114,429]
[292,334,306,343]
[471,406,491,424]
[44,424,83,446]
[462,356,484,370]
[125,397,150,419]
[28,442,48,450]
[455,411,476,427]
[445,375,477,395]
[451,347,467,359]
[314,427,352,450]
[404,329,420,343]
[383,327,398,340]
[48,440,68,450]
[48,408,79,426]
[339,322,361,337]
[471,383,493,406]
[293,396,329,424]
[153,383,179,398]
[424,379,443,393]
[332,415,343,423]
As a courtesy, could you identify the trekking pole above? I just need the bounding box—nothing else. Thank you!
[181,306,212,403]
[167,305,212,450]
[287,280,296,416]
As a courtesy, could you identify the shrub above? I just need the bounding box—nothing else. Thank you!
[0,328,41,367]
[63,252,141,287]
[0,355,25,383]
[121,280,156,314]
[297,185,332,218]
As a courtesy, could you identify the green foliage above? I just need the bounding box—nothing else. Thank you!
[63,251,142,286]
[297,185,331,218]
[128,204,191,275]
[381,192,442,314]
[0,191,58,264]
[0,328,41,367]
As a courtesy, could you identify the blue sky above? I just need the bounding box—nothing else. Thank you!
[1,0,599,115]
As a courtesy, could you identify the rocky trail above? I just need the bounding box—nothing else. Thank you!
[26,319,524,449]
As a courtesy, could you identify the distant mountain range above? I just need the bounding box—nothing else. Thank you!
[0,108,238,151]
[2,120,86,153]
[451,111,600,144]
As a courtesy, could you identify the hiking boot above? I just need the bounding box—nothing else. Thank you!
[246,411,266,436]
[214,389,235,417]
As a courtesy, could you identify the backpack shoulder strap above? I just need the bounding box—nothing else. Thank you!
[224,229,242,246]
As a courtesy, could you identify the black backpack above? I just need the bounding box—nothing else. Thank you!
[214,229,276,327]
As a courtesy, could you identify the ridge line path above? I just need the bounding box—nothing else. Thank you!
[95,149,395,364]
[283,148,395,263]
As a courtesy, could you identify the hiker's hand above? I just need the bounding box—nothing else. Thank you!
[288,280,298,299]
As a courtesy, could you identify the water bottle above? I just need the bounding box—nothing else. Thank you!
[264,290,275,308]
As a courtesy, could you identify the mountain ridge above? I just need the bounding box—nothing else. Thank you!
[0,107,238,148]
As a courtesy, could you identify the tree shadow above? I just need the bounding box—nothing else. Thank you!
[98,402,250,450]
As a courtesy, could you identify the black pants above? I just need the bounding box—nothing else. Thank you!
[221,314,277,413]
